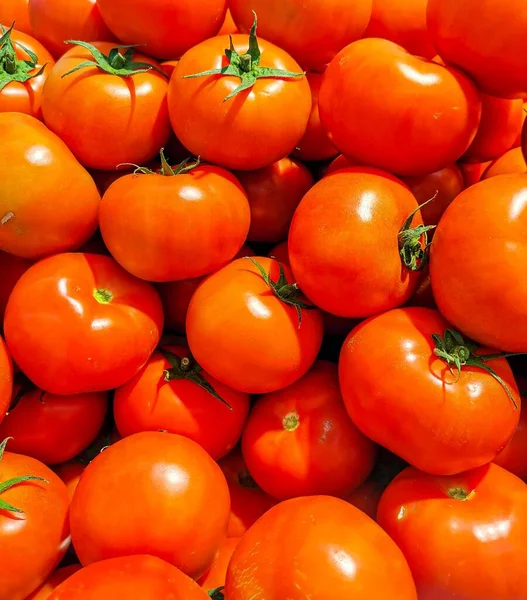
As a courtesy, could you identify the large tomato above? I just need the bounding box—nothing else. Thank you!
[225,496,417,599]
[27,565,81,600]
[0,337,12,426]
[0,0,31,34]
[0,113,100,259]
[378,463,527,599]
[197,537,240,591]
[339,307,520,475]
[70,432,230,579]
[494,395,527,479]
[0,439,70,600]
[186,257,323,394]
[319,39,481,176]
[242,361,376,500]
[430,174,527,352]
[482,147,527,180]
[41,42,171,171]
[99,160,250,281]
[4,253,164,395]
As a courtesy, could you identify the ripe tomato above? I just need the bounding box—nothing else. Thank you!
[197,537,240,591]
[407,267,436,309]
[428,0,527,99]
[0,251,32,322]
[218,8,237,36]
[482,147,527,179]
[0,0,31,34]
[100,160,250,282]
[226,496,417,599]
[0,440,70,600]
[319,39,481,176]
[458,159,492,187]
[325,154,358,175]
[289,167,426,318]
[346,478,384,521]
[228,0,372,72]
[41,42,171,171]
[235,158,313,243]
[50,555,210,600]
[187,257,323,394]
[54,460,85,502]
[0,337,13,426]
[0,113,100,259]
[70,432,230,579]
[4,253,164,395]
[267,240,289,266]
[494,395,527,479]
[378,463,527,600]
[218,449,277,537]
[242,361,376,500]
[430,174,527,352]
[27,565,81,600]
[339,307,520,475]
[0,387,108,464]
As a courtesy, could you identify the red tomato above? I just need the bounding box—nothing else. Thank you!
[514,101,527,147]
[54,460,85,502]
[482,147,527,179]
[430,174,527,352]
[494,396,527,479]
[77,230,110,255]
[228,0,372,72]
[88,166,133,195]
[325,154,358,175]
[218,8,237,36]
[339,307,520,475]
[197,537,240,591]
[27,565,81,600]
[378,463,527,599]
[0,0,31,34]
[458,159,492,187]
[267,240,290,266]
[289,167,425,318]
[0,440,70,600]
[0,251,32,323]
[4,253,164,395]
[0,337,13,426]
[225,496,418,599]
[218,449,278,538]
[0,387,108,464]
[50,555,210,599]
[346,478,384,521]
[187,257,323,394]
[428,0,527,98]
[407,268,436,309]
[42,42,171,171]
[0,113,100,259]
[242,361,377,500]
[319,39,481,176]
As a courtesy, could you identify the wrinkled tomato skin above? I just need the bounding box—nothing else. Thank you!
[339,307,520,475]
[26,565,81,600]
[0,251,32,322]
[377,464,527,600]
[197,537,240,591]
[494,396,527,479]
[0,0,32,34]
[482,147,527,180]
[0,336,13,426]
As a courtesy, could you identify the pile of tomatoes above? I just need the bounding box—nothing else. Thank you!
[1,0,527,598]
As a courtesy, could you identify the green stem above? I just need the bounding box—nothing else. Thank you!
[0,23,48,91]
[398,194,437,271]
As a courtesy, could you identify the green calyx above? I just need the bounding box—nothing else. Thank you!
[447,487,473,501]
[93,288,113,304]
[208,588,225,600]
[398,194,437,271]
[61,40,168,79]
[121,149,201,177]
[161,349,232,410]
[0,23,48,92]
[182,12,305,101]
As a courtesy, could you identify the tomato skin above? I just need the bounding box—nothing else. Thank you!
[70,432,230,579]
[494,396,527,479]
[226,496,418,600]
[218,8,237,35]
[0,251,32,322]
[319,39,481,176]
[26,565,81,600]
[0,0,32,34]
[50,555,210,600]
[482,147,527,179]
[0,113,100,259]
[54,460,85,502]
[339,307,520,475]
[41,43,171,171]
[377,463,527,600]
[458,160,491,187]
[242,361,376,500]
[4,253,164,395]
[430,174,527,352]
[187,257,323,394]
[168,35,311,171]
[197,537,240,590]
[267,240,290,267]
[289,167,423,318]
[325,154,357,175]
[0,449,70,600]
[0,336,13,426]
[345,478,383,521]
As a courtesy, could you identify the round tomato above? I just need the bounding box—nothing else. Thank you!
[225,496,417,599]
[0,113,100,259]
[319,39,481,176]
[0,251,32,322]
[0,439,70,600]
[197,537,240,591]
[430,174,527,352]
[4,253,164,395]
[0,336,13,425]
[41,42,171,171]
[288,167,426,318]
[242,361,376,500]
[50,555,210,600]
[483,147,527,179]
[187,257,323,394]
[27,565,81,600]
[428,0,527,98]
[378,463,527,600]
[458,159,492,187]
[168,26,311,171]
[70,432,230,579]
[345,478,384,521]
[54,460,85,502]
[494,395,527,479]
[0,0,31,34]
[339,307,520,475]
[0,387,108,464]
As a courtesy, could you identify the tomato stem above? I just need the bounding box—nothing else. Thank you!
[447,487,474,501]
[398,193,437,271]
[208,588,225,600]
[93,288,113,304]
[282,410,300,432]
[0,23,48,91]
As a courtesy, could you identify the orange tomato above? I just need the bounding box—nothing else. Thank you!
[0,0,31,34]
[482,147,527,179]
[495,396,527,480]
[197,537,240,591]
[26,565,81,600]
[218,8,237,35]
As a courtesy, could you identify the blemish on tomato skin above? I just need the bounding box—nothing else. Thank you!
[1,212,14,225]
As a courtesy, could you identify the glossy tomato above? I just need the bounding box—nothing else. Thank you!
[41,42,171,171]
[225,496,417,600]
[339,307,520,475]
[0,251,32,322]
[197,537,240,591]
[27,565,81,600]
[4,253,164,395]
[0,113,100,259]
[186,257,323,394]
[54,460,85,502]
[70,432,230,579]
[319,39,481,176]
[430,174,527,352]
[242,361,376,500]
[494,395,527,479]
[0,0,31,34]
[482,147,527,179]
[378,463,527,600]
[0,337,12,426]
